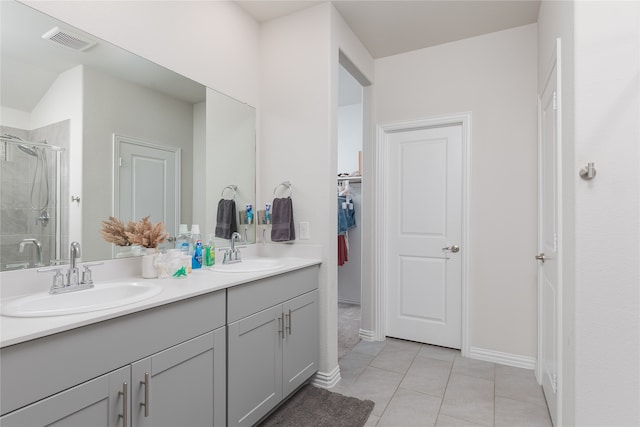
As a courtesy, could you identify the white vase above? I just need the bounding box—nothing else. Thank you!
[142,248,158,279]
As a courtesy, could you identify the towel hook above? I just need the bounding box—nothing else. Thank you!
[273,181,293,198]
[221,185,238,200]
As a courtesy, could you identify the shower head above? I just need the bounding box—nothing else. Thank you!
[18,145,38,157]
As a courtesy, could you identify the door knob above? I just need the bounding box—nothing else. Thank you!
[442,245,460,253]
[535,253,546,263]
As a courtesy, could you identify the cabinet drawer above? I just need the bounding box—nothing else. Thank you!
[227,266,319,323]
[1,290,225,416]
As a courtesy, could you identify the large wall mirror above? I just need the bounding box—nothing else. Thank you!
[0,0,256,270]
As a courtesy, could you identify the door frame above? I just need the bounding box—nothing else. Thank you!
[374,112,471,356]
[537,38,563,426]
[113,133,181,247]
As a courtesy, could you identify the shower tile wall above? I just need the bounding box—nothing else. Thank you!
[1,121,70,270]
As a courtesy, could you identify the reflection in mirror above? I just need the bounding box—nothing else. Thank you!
[0,0,256,270]
[200,89,256,249]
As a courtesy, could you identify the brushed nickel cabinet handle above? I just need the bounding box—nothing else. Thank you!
[118,382,128,427]
[277,315,284,339]
[140,372,150,417]
[285,309,292,335]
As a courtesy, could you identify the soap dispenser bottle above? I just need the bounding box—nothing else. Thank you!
[175,224,190,254]
[205,234,215,267]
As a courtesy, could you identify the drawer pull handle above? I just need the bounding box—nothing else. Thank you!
[285,309,292,335]
[278,315,284,339]
[140,372,150,417]
[118,382,128,427]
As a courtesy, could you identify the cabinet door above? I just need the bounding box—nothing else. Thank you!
[132,330,224,427]
[0,366,129,427]
[282,290,319,396]
[228,305,283,427]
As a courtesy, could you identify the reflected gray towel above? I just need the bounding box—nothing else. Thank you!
[271,197,295,242]
[215,199,238,239]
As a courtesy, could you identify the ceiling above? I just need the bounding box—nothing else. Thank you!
[236,0,541,59]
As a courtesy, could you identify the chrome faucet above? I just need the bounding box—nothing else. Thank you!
[231,232,241,254]
[18,238,43,266]
[68,241,81,287]
[220,232,244,264]
[38,242,102,294]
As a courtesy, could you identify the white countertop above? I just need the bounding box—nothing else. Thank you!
[0,257,320,348]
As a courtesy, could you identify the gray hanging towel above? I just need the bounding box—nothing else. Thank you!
[215,199,238,239]
[271,197,295,242]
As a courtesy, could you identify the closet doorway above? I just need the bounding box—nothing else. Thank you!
[337,62,365,359]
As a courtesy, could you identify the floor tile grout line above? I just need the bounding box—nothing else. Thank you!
[434,352,458,426]
[338,327,550,426]
[370,340,423,424]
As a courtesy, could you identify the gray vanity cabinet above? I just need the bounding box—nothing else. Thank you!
[281,290,319,397]
[0,366,129,427]
[131,328,226,427]
[227,305,284,426]
[1,290,227,427]
[227,266,319,427]
[1,330,225,427]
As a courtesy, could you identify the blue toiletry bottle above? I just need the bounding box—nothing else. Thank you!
[246,204,253,224]
[190,224,202,269]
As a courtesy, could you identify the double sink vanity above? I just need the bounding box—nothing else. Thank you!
[0,255,321,427]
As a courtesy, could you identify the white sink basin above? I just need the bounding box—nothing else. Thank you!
[1,282,163,318]
[208,258,285,273]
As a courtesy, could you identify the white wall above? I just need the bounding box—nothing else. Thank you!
[82,66,194,260]
[573,2,640,425]
[23,0,260,107]
[375,24,538,360]
[260,2,374,385]
[537,0,576,424]
[260,2,336,381]
[338,104,363,174]
[0,107,30,129]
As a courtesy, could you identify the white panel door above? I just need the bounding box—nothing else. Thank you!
[116,136,179,238]
[538,55,560,426]
[386,124,463,348]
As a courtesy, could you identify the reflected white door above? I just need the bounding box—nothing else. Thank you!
[386,124,463,348]
[115,135,179,239]
[538,47,561,426]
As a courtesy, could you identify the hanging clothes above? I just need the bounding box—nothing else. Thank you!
[338,234,348,266]
[337,180,357,266]
[337,195,356,235]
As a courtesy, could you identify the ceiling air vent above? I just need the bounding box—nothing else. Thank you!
[42,26,97,52]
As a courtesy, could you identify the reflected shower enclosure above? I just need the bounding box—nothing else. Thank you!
[0,121,69,270]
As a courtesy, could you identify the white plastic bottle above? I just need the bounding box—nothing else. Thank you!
[175,224,190,255]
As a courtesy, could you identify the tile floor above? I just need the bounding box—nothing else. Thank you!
[332,338,552,427]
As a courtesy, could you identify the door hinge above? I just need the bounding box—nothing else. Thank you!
[553,233,558,252]
[552,374,558,392]
[553,91,558,111]
[119,157,123,167]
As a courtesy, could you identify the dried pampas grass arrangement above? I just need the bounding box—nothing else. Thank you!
[125,216,168,249]
[100,216,130,246]
[101,216,168,248]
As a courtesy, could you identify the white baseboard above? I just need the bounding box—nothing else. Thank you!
[311,365,341,389]
[468,346,536,370]
[358,329,376,342]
